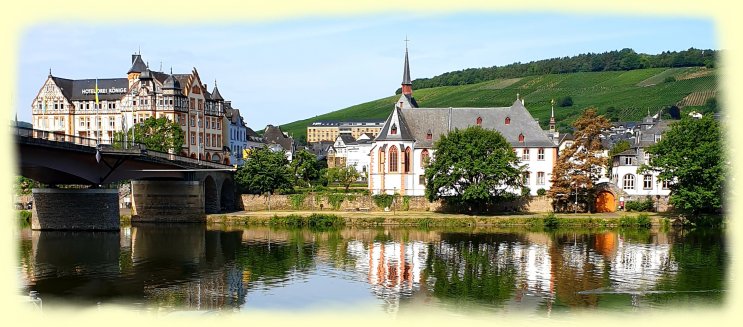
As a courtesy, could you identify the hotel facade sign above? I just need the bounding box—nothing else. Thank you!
[81,87,128,95]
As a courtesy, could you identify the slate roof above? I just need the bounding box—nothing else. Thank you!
[402,48,412,85]
[375,107,416,142]
[51,77,129,102]
[377,99,556,148]
[211,83,224,101]
[128,54,147,74]
[263,125,293,151]
[338,134,357,145]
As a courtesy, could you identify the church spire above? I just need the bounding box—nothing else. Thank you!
[549,99,556,133]
[401,37,413,96]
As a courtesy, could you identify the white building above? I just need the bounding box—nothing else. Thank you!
[327,133,374,178]
[369,46,557,196]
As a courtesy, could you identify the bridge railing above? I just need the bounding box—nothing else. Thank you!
[13,126,233,169]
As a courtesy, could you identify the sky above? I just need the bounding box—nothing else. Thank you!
[15,12,717,130]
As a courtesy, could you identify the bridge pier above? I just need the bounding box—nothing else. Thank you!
[31,188,119,230]
[131,181,206,223]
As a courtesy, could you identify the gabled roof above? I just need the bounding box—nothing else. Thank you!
[263,125,293,151]
[396,94,418,109]
[375,106,416,142]
[337,134,357,145]
[385,99,556,148]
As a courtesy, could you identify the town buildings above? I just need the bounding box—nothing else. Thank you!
[31,53,237,163]
[306,119,384,143]
[369,46,558,196]
[326,133,375,177]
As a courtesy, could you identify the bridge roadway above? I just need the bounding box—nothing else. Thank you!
[14,127,237,230]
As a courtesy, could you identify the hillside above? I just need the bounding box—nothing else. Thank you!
[280,66,717,140]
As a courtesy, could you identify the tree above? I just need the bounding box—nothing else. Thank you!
[558,96,574,107]
[549,108,611,212]
[606,140,631,176]
[424,126,523,213]
[235,146,293,195]
[113,116,184,153]
[15,176,40,195]
[290,149,321,187]
[326,166,360,192]
[640,116,724,214]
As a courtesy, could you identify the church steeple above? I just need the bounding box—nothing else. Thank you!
[401,37,412,96]
[549,98,556,133]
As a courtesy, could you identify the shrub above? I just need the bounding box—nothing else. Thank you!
[663,76,676,83]
[307,214,345,228]
[326,194,345,210]
[402,196,411,211]
[558,96,573,107]
[543,213,559,229]
[372,194,394,209]
[288,194,306,210]
[536,188,546,196]
[636,213,651,228]
[521,186,531,197]
[624,197,654,212]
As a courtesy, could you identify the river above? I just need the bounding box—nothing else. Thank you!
[16,224,726,316]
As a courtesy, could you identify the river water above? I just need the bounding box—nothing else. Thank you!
[16,224,726,316]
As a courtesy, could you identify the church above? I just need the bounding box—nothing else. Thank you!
[369,46,558,196]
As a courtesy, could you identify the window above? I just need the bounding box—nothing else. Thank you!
[518,133,524,143]
[206,134,210,146]
[538,148,545,160]
[389,146,398,172]
[190,98,195,110]
[522,148,530,160]
[426,129,432,140]
[623,174,635,190]
[662,180,670,189]
[523,171,530,185]
[404,147,411,173]
[109,117,115,128]
[644,153,651,164]
[190,116,195,127]
[378,149,385,172]
[217,136,221,147]
[537,172,545,185]
[419,175,426,185]
[191,133,195,145]
[623,156,633,165]
[476,117,482,126]
[505,117,511,125]
[390,123,397,135]
[421,149,430,168]
[643,175,653,190]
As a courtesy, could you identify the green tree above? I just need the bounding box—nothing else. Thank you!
[15,176,40,195]
[326,166,360,192]
[548,108,611,212]
[290,149,321,187]
[424,126,523,213]
[113,116,184,153]
[235,146,293,195]
[606,140,631,176]
[640,116,724,214]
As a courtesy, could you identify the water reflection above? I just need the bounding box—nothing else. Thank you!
[17,225,726,314]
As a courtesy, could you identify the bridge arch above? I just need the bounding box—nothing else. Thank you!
[204,175,219,214]
[220,177,235,211]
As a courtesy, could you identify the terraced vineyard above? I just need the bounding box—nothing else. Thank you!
[279,67,718,139]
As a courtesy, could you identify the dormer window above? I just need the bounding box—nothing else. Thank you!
[518,133,524,143]
[391,123,397,135]
[505,117,511,125]
[426,129,432,140]
[476,117,482,126]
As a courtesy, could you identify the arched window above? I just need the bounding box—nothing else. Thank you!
[389,146,398,172]
[404,147,411,173]
[518,133,525,143]
[390,123,397,135]
[476,117,482,126]
[505,117,511,125]
[421,149,430,168]
[623,174,635,190]
[378,148,385,172]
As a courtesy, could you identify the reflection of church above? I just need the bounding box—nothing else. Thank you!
[346,240,429,313]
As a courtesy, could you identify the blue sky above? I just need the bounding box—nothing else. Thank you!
[15,12,717,130]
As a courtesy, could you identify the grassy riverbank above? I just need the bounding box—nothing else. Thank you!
[206,210,667,229]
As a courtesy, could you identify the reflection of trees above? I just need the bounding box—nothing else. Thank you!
[424,240,518,306]
[650,228,726,305]
[233,229,315,284]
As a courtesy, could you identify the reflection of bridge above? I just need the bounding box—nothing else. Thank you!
[14,127,236,230]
